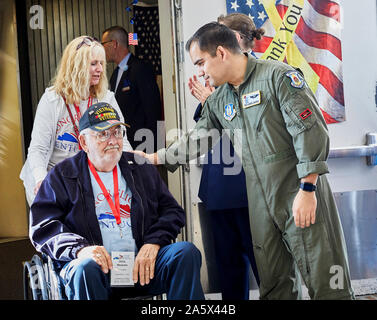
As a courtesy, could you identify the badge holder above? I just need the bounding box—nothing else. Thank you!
[110,251,135,287]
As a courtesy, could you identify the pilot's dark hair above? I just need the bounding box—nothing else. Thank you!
[185,22,241,56]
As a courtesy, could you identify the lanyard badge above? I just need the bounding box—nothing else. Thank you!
[88,160,135,287]
[111,251,135,287]
[88,159,122,237]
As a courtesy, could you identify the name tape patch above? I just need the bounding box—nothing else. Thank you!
[242,90,261,108]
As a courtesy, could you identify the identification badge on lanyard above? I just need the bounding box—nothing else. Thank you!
[88,159,123,238]
[110,251,135,287]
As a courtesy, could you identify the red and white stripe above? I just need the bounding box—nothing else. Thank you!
[253,0,345,123]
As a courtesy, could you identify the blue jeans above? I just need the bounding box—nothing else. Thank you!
[59,241,205,300]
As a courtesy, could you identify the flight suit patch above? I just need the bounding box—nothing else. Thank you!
[242,90,261,108]
[224,103,236,121]
[285,70,304,89]
[300,108,312,120]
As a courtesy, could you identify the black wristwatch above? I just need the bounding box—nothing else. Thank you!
[300,182,317,192]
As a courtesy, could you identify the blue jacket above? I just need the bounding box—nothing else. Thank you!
[30,151,185,268]
[110,54,162,151]
[194,104,248,210]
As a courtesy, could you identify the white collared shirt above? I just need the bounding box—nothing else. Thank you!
[115,53,131,92]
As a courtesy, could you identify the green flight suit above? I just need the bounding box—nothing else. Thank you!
[158,54,354,300]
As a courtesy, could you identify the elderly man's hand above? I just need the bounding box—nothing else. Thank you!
[77,245,113,274]
[133,243,160,286]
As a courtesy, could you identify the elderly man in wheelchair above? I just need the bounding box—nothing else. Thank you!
[26,103,205,300]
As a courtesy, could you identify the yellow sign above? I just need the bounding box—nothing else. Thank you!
[260,0,319,94]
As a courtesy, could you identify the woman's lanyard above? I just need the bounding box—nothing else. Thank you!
[88,159,121,226]
[63,96,93,150]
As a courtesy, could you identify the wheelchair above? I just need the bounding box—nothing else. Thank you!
[23,253,65,300]
[23,253,163,300]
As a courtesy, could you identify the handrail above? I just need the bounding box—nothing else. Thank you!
[329,145,377,158]
[328,133,377,166]
[197,133,377,167]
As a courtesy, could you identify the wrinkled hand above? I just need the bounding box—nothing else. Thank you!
[292,189,317,228]
[77,245,113,274]
[188,75,214,105]
[130,150,160,165]
[133,244,160,286]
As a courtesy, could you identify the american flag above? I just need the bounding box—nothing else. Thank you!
[226,0,345,124]
[133,5,162,75]
[128,33,138,46]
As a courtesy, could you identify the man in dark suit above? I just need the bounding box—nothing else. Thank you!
[101,26,162,152]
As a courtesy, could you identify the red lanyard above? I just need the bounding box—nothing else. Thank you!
[88,159,121,225]
[73,96,92,118]
[63,97,93,150]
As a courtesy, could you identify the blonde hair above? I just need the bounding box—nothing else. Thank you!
[52,36,108,105]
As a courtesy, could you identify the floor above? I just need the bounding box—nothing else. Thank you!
[356,294,377,300]
[204,278,377,300]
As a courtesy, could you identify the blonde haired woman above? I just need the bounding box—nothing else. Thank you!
[20,36,132,205]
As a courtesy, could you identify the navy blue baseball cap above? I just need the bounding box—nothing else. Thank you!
[79,102,129,132]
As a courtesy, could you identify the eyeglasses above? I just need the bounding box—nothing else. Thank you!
[76,36,99,50]
[90,126,125,142]
[101,40,113,46]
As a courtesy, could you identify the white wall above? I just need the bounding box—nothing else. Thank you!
[327,0,377,192]
[181,0,227,202]
[179,0,377,198]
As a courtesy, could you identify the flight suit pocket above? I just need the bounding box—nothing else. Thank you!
[282,98,316,136]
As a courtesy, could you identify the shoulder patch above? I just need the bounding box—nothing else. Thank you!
[224,103,236,121]
[285,70,305,89]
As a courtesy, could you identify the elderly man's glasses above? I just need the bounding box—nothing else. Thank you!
[91,126,125,142]
[76,36,99,50]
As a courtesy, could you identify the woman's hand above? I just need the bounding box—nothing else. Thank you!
[188,75,214,105]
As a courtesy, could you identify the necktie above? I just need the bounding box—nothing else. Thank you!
[111,66,119,92]
[115,66,123,93]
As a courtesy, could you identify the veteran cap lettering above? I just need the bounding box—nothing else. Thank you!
[79,102,129,132]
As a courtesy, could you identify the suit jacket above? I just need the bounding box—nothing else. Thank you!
[193,104,248,211]
[110,54,162,152]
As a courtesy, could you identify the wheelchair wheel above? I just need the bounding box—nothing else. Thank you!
[46,255,65,300]
[23,254,49,300]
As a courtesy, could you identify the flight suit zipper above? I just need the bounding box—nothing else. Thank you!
[234,89,280,230]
